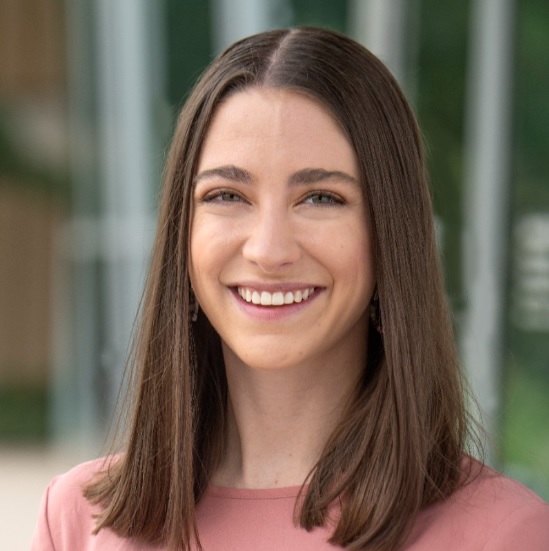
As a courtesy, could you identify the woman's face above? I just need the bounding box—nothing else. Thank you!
[189,87,375,372]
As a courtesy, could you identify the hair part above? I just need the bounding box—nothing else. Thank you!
[85,27,475,550]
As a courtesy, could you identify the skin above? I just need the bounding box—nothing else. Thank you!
[189,88,375,488]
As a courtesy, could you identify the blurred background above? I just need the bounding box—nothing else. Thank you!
[0,0,547,548]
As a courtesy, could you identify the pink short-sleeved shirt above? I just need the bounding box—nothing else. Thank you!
[30,457,549,550]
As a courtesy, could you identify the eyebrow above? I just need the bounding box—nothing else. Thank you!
[288,168,359,187]
[193,165,359,187]
[193,165,252,185]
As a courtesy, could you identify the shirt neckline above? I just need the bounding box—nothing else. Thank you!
[206,484,304,500]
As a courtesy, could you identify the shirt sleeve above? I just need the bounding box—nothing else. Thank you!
[482,501,549,551]
[30,480,57,551]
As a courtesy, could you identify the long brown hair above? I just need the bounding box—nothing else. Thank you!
[86,27,472,550]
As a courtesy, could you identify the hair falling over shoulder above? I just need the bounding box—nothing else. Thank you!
[84,27,479,551]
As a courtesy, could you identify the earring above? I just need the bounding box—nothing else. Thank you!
[190,294,199,322]
[369,290,382,333]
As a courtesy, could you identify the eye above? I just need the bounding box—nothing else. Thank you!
[302,191,345,206]
[202,189,244,203]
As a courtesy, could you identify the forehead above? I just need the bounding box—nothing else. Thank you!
[211,86,347,136]
[198,87,358,176]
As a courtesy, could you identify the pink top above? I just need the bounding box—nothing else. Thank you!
[30,457,549,550]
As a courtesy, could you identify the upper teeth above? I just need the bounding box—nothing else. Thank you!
[237,287,315,306]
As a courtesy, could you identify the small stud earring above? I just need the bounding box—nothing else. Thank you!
[190,295,199,322]
[369,290,382,334]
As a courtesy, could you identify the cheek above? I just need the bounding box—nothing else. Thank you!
[333,227,375,301]
[189,219,212,285]
[343,245,374,286]
[313,219,374,274]
[189,216,241,280]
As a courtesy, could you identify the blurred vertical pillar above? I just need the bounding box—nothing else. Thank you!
[54,0,162,449]
[211,0,293,53]
[95,0,160,421]
[462,0,515,465]
[53,0,102,451]
[348,0,421,96]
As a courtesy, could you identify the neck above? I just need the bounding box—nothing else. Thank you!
[212,344,366,489]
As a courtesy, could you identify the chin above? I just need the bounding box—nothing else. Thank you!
[222,341,303,371]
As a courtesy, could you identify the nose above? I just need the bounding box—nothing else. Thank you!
[242,206,301,273]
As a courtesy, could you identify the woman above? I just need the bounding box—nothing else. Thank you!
[31,27,549,550]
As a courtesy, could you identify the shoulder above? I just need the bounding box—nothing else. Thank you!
[408,458,549,550]
[458,460,548,521]
[30,457,130,551]
[44,457,116,526]
[47,457,111,503]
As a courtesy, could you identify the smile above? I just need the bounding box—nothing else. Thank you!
[237,286,316,306]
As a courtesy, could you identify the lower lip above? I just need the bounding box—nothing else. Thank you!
[230,288,322,321]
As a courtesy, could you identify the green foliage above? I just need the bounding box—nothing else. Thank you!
[416,0,470,312]
[0,385,49,442]
[502,356,549,500]
[0,109,69,201]
[513,0,549,212]
[165,0,213,107]
[292,0,347,31]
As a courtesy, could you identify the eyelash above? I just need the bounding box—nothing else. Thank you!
[199,189,346,206]
[201,189,244,203]
[302,191,345,206]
